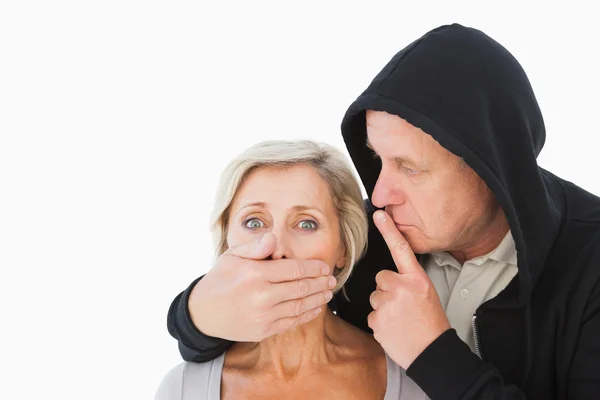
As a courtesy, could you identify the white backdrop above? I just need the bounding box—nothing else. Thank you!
[1,1,598,399]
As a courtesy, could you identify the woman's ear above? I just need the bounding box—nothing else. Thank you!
[335,255,346,269]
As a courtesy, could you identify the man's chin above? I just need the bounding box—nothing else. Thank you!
[398,231,430,255]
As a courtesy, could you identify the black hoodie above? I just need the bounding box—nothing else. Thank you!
[166,24,600,399]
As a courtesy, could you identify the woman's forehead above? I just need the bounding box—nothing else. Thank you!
[231,164,336,214]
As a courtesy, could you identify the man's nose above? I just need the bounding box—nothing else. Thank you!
[371,170,405,209]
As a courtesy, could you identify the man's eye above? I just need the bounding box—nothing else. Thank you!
[298,220,318,230]
[244,218,264,229]
[400,164,420,175]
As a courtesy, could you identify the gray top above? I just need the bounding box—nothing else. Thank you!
[424,230,518,353]
[156,352,428,399]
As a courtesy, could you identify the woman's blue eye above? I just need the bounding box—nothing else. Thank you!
[298,220,318,230]
[244,218,264,229]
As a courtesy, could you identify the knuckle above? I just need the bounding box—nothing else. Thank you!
[367,311,376,329]
[294,298,305,316]
[297,280,309,297]
[254,288,270,306]
[253,313,269,329]
[293,259,305,280]
[369,291,377,307]
[392,238,410,253]
[321,291,330,306]
[413,275,432,293]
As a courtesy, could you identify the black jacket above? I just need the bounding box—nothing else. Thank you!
[167,24,600,399]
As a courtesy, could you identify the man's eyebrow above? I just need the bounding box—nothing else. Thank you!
[365,138,421,168]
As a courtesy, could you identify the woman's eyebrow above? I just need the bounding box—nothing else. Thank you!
[237,202,325,215]
[290,205,326,215]
[235,202,267,214]
[241,201,266,209]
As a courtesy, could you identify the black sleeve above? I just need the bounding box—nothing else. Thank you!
[167,276,233,362]
[407,329,526,399]
[567,278,600,398]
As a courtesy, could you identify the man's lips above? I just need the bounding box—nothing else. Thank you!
[394,222,412,230]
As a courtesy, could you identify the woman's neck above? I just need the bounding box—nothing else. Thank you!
[230,308,342,378]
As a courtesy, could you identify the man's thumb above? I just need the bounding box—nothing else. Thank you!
[225,232,276,260]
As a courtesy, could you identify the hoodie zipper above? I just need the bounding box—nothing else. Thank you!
[472,315,482,359]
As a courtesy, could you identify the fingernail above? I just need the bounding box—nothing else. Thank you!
[314,307,322,316]
[328,276,337,288]
[374,211,386,223]
[322,264,330,275]
[325,291,333,302]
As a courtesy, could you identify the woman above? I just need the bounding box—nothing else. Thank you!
[156,140,427,399]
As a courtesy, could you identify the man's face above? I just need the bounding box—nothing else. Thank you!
[366,110,501,255]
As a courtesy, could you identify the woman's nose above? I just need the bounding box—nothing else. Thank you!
[270,229,291,260]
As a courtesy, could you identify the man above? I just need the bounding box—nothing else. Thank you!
[167,24,600,398]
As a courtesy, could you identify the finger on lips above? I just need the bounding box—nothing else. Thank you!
[373,210,422,275]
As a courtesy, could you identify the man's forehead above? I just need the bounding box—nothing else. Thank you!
[366,110,423,135]
[364,117,457,167]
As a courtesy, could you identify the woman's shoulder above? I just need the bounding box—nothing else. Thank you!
[155,362,186,400]
[154,355,225,400]
[384,354,429,400]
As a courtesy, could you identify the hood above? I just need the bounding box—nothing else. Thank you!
[341,23,563,307]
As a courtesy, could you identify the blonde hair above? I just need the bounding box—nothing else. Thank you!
[210,140,368,294]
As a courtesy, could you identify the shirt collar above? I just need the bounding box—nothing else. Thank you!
[430,230,518,268]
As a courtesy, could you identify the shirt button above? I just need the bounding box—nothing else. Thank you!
[460,289,470,299]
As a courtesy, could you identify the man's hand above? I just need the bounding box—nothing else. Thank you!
[368,210,451,369]
[188,232,336,342]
